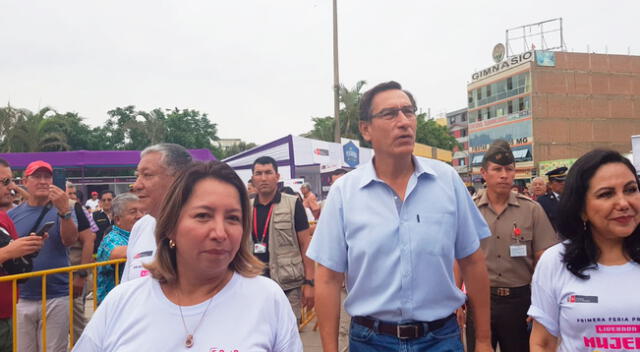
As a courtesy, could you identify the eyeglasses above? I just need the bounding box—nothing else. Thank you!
[1,178,11,186]
[370,106,417,121]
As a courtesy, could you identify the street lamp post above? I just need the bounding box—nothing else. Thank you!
[332,0,341,143]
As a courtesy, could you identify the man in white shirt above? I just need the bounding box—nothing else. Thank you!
[120,143,193,282]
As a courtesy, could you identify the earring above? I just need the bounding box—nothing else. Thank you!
[169,239,176,249]
[583,221,587,231]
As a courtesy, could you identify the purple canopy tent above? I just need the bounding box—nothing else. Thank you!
[0,149,216,170]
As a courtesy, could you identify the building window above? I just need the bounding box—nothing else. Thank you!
[461,113,467,122]
[507,77,513,90]
[519,97,525,111]
[486,84,492,97]
[477,88,482,100]
[508,100,514,114]
[461,129,467,137]
[449,117,456,125]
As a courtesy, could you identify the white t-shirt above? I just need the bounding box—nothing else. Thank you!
[121,215,156,282]
[85,198,100,211]
[528,243,640,352]
[74,273,302,352]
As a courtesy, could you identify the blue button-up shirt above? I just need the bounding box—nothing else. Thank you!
[307,156,490,322]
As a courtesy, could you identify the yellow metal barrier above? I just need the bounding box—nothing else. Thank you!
[0,259,126,352]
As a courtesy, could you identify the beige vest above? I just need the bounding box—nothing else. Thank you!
[250,193,305,291]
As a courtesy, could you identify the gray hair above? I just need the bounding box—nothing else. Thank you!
[112,193,140,218]
[532,177,546,184]
[301,183,312,190]
[141,143,193,176]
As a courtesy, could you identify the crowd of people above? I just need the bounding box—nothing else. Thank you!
[0,81,638,352]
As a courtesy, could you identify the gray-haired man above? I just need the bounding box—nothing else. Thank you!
[121,143,192,282]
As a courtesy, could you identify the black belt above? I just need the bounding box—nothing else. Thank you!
[352,314,455,340]
[491,285,530,297]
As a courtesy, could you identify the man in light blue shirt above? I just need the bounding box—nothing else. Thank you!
[308,81,494,352]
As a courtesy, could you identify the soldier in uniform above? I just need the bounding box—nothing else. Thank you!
[465,140,558,352]
[536,166,567,229]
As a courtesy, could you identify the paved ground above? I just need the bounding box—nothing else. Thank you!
[299,319,322,352]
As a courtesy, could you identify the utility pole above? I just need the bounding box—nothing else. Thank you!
[332,0,341,143]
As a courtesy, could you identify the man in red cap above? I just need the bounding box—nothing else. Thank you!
[8,160,78,352]
[0,158,46,351]
[85,191,100,212]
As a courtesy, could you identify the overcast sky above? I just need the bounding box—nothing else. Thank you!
[1,1,638,145]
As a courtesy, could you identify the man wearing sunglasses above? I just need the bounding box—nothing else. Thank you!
[309,81,493,351]
[0,161,16,213]
[0,158,45,350]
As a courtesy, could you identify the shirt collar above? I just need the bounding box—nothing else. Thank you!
[359,155,437,189]
[254,191,281,207]
[476,190,520,207]
[111,225,131,239]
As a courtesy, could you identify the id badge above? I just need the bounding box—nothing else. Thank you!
[510,244,527,257]
[253,242,267,254]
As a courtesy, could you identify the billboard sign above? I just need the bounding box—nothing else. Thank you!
[535,51,556,67]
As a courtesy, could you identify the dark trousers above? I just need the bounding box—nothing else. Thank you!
[466,286,531,352]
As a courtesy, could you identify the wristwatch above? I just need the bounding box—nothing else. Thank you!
[303,279,315,287]
[58,211,72,220]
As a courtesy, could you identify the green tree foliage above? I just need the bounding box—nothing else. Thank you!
[0,106,70,152]
[415,113,460,151]
[0,104,224,153]
[304,116,335,142]
[164,108,219,149]
[303,80,369,146]
[214,141,257,160]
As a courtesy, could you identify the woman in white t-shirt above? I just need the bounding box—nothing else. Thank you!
[529,149,640,352]
[74,161,303,352]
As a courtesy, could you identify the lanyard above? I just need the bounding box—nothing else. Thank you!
[253,204,274,243]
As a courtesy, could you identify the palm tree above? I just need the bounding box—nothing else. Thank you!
[3,107,70,152]
[338,80,366,140]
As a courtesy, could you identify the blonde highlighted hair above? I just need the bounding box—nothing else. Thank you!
[144,161,264,283]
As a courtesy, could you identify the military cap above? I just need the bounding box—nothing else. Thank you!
[546,167,567,182]
[482,139,515,166]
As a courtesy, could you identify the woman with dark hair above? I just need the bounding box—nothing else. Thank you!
[528,149,640,351]
[74,161,302,351]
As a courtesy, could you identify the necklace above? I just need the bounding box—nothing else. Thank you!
[177,291,215,348]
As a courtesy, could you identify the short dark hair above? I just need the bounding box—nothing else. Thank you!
[0,158,9,167]
[557,149,640,279]
[332,168,348,177]
[100,190,115,199]
[251,156,278,173]
[481,139,514,169]
[359,81,416,122]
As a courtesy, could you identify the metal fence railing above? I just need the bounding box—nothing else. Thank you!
[0,259,126,352]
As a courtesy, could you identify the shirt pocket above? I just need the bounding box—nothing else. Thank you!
[272,211,296,248]
[411,212,455,256]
